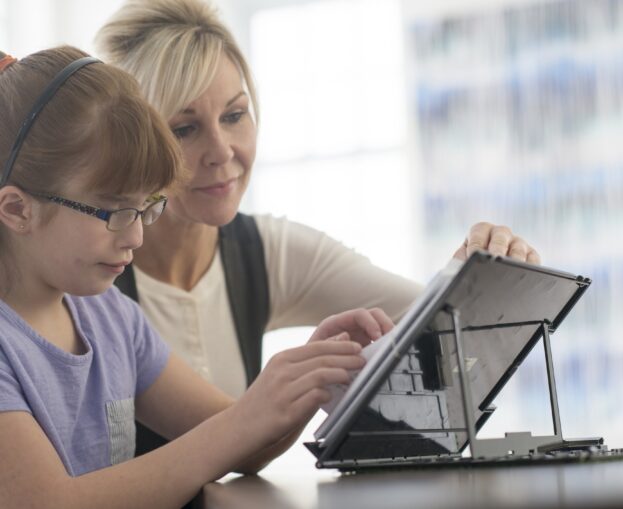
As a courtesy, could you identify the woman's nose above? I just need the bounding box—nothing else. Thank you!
[200,126,234,167]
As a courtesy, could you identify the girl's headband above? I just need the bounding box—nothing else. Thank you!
[0,55,17,72]
[1,56,101,187]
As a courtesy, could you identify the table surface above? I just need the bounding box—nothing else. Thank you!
[196,453,623,509]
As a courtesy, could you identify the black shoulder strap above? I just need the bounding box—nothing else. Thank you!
[114,264,139,302]
[115,214,269,461]
[115,213,270,384]
[219,213,270,385]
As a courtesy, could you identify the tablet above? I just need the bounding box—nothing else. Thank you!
[306,251,591,468]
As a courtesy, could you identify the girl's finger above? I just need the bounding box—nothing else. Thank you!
[272,339,361,364]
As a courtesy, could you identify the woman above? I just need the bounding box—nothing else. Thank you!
[94,0,540,400]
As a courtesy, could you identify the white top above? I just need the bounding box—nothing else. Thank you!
[134,214,423,397]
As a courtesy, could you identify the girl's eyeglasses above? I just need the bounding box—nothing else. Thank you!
[28,192,167,231]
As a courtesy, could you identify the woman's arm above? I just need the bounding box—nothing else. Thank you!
[258,215,540,330]
[257,215,423,328]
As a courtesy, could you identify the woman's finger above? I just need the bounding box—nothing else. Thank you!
[465,221,493,256]
[485,225,514,257]
[527,248,541,265]
[507,237,529,261]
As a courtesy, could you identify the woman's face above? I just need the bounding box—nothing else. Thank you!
[167,56,257,226]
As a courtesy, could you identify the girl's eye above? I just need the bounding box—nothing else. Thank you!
[222,110,247,124]
[171,125,196,139]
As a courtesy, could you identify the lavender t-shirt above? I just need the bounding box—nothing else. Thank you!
[0,286,170,476]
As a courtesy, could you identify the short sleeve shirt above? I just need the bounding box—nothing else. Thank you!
[0,287,170,476]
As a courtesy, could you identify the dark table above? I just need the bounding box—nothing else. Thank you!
[197,455,623,509]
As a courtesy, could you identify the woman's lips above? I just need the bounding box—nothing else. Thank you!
[195,177,238,197]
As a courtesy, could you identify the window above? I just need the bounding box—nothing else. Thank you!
[245,0,418,281]
[247,0,623,455]
[409,0,623,444]
[244,1,415,474]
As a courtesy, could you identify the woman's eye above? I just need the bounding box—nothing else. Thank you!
[222,110,247,124]
[171,125,196,139]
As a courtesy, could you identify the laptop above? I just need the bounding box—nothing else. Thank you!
[305,251,621,470]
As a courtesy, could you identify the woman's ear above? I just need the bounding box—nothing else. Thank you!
[0,186,34,233]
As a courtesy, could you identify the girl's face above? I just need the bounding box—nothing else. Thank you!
[166,56,257,227]
[30,187,147,296]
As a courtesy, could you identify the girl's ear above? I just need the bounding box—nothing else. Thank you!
[0,186,34,233]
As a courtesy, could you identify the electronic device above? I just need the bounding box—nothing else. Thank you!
[306,252,621,470]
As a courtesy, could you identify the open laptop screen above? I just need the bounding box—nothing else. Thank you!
[307,252,590,467]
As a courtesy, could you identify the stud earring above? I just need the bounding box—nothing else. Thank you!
[19,225,25,230]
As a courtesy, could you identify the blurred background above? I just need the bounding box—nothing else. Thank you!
[2,0,622,466]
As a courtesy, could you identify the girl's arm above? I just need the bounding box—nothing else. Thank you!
[135,307,394,474]
[0,308,392,509]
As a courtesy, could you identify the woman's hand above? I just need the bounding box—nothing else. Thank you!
[453,222,541,264]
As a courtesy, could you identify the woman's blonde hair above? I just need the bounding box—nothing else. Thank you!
[94,0,258,122]
[0,46,182,197]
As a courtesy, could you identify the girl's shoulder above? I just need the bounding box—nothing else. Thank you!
[66,286,144,332]
[68,284,138,309]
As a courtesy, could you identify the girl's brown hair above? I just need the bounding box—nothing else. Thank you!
[0,46,183,197]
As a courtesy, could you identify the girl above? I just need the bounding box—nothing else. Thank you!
[0,47,392,508]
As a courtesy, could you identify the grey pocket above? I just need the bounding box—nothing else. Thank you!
[106,398,136,465]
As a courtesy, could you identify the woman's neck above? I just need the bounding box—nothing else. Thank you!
[133,214,219,292]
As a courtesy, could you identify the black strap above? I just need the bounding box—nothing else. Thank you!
[113,261,139,302]
[114,213,270,458]
[219,212,270,384]
[114,212,270,382]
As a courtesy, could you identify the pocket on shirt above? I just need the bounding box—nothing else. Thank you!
[105,398,136,465]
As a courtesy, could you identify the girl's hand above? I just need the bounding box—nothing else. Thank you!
[307,307,394,347]
[233,338,365,446]
[230,308,393,451]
